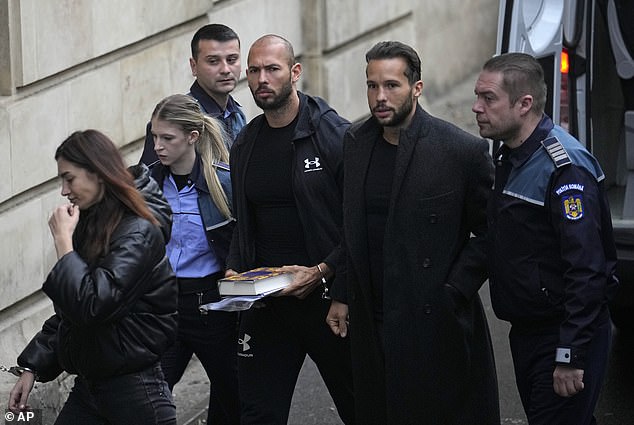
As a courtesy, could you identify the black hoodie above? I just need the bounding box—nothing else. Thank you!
[227,92,349,295]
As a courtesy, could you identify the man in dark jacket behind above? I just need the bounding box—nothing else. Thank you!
[473,52,618,425]
[327,41,500,424]
[140,23,246,165]
[226,34,354,424]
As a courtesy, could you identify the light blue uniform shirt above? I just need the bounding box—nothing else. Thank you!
[163,175,221,278]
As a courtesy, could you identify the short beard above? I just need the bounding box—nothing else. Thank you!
[375,93,415,128]
[254,80,293,111]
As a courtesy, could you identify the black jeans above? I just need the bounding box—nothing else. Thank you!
[54,363,175,425]
[161,283,239,425]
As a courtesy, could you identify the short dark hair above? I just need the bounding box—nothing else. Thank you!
[482,52,547,114]
[191,24,240,59]
[365,41,422,85]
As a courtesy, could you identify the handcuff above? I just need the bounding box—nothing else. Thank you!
[0,365,37,379]
[316,264,331,300]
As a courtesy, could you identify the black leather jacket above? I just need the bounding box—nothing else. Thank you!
[18,165,177,381]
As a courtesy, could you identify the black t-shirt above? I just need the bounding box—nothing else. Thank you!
[170,173,191,192]
[365,137,397,322]
[245,115,310,267]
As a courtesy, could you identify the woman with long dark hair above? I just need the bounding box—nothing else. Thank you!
[8,130,178,425]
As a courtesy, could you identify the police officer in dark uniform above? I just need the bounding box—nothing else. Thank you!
[473,52,619,425]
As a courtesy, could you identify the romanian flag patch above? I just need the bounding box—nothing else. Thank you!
[562,194,584,220]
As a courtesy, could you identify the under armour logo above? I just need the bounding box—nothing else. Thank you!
[304,157,320,168]
[304,157,322,172]
[239,334,251,351]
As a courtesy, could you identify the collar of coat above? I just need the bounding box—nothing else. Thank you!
[149,154,213,195]
[234,91,343,147]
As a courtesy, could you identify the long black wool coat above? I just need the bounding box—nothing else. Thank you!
[339,105,500,424]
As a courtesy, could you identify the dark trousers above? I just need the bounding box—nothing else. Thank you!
[238,291,355,425]
[55,363,176,425]
[161,289,240,425]
[509,318,611,425]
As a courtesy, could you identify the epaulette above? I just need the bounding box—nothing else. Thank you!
[214,161,230,171]
[541,137,571,168]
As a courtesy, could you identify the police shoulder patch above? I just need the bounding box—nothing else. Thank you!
[555,183,585,196]
[562,194,584,220]
[542,137,571,168]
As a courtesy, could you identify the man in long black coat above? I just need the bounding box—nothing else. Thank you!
[327,41,500,424]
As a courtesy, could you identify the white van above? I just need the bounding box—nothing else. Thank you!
[497,0,634,330]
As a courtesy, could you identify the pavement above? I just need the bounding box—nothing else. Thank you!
[174,355,339,425]
[174,72,483,425]
[173,355,209,424]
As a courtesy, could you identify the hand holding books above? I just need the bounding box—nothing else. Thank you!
[218,267,293,296]
[202,267,292,313]
[221,263,331,299]
[277,263,331,299]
